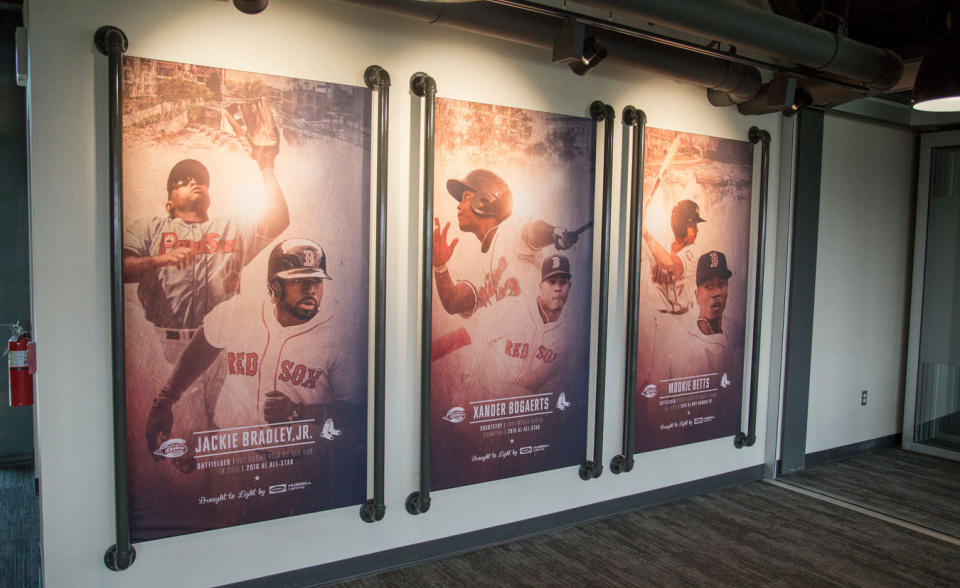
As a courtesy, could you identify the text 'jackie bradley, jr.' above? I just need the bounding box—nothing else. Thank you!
[193,422,314,456]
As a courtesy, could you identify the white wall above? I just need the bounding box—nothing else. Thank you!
[806,115,916,453]
[26,0,780,586]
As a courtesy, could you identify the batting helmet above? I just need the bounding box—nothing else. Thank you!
[446,169,514,221]
[267,238,331,299]
[670,199,706,240]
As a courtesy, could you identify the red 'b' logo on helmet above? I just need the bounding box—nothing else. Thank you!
[303,250,316,267]
[710,252,720,268]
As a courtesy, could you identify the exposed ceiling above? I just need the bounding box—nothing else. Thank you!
[769,0,946,64]
[765,0,957,125]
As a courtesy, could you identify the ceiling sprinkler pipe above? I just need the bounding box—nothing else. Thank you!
[574,0,903,89]
[332,0,762,103]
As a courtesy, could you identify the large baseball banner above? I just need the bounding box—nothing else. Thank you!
[634,128,752,453]
[120,57,371,540]
[430,98,595,490]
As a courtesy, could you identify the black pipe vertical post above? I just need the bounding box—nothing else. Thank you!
[360,65,390,523]
[579,101,615,481]
[735,126,770,449]
[610,105,645,475]
[95,25,136,572]
[406,72,436,515]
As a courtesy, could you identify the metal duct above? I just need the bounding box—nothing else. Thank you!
[574,0,903,90]
[332,0,762,103]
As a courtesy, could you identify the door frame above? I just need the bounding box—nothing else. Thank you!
[902,129,960,461]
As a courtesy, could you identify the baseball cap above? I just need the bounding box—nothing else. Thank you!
[541,255,572,281]
[672,199,706,225]
[167,159,210,193]
[696,251,732,286]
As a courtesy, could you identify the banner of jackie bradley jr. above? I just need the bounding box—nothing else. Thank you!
[634,128,753,453]
[429,98,596,490]
[120,56,372,540]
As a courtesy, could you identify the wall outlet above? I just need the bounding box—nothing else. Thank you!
[861,390,868,406]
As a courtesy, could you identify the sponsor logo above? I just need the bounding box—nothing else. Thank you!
[269,484,287,494]
[153,438,188,459]
[641,385,658,399]
[520,446,532,454]
[444,407,465,423]
[693,416,715,425]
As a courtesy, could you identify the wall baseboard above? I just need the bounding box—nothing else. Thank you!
[223,465,764,588]
[0,450,34,468]
[803,433,902,469]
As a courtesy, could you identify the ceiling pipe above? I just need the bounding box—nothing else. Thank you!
[332,0,762,103]
[573,0,903,90]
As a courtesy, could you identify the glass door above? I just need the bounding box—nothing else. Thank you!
[903,130,960,460]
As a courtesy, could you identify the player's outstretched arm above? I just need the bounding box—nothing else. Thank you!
[433,218,476,316]
[122,248,199,283]
[522,220,579,251]
[146,327,223,458]
[223,97,289,240]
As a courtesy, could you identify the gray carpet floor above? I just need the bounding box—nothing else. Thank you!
[332,480,960,587]
[4,449,959,587]
[0,464,40,588]
[781,448,960,537]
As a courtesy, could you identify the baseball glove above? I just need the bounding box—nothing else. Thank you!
[224,96,280,166]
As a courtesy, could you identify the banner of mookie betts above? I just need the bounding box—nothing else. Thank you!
[430,98,596,490]
[120,57,371,540]
[634,128,753,453]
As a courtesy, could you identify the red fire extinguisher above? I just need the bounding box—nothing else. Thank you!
[6,322,34,407]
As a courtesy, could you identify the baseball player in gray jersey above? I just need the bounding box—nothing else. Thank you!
[433,169,579,318]
[123,98,289,351]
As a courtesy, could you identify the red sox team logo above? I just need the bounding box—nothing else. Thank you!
[226,352,325,388]
[709,251,720,267]
[303,249,316,267]
[503,340,558,363]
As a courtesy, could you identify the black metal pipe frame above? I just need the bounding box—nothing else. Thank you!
[610,105,645,475]
[360,65,390,523]
[94,25,136,572]
[406,72,436,515]
[735,126,770,450]
[579,101,615,481]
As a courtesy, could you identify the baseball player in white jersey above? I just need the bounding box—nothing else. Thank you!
[471,254,577,398]
[641,250,742,441]
[145,238,362,452]
[643,199,705,315]
[638,199,705,386]
[123,98,289,357]
[433,169,579,318]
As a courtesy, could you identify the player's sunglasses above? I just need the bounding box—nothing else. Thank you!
[171,176,209,189]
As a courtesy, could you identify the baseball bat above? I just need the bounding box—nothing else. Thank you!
[571,220,592,237]
[643,135,682,210]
